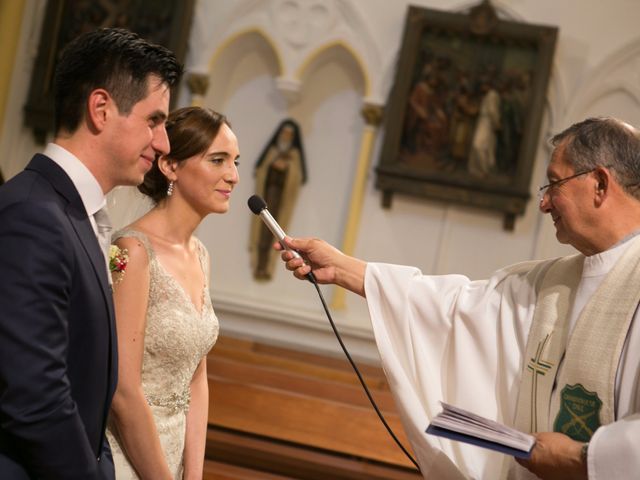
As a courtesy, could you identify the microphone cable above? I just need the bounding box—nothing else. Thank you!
[246,195,420,471]
[305,272,421,472]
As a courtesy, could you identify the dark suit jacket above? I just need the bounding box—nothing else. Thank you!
[0,154,117,479]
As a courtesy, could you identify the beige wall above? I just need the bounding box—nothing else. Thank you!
[0,0,25,150]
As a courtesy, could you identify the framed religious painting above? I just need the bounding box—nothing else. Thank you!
[375,2,558,229]
[23,0,195,144]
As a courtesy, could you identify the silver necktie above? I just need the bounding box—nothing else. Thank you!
[94,207,112,280]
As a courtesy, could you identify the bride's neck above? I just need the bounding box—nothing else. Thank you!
[142,203,201,246]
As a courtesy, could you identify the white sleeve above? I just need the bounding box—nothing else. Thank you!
[364,261,548,479]
[588,414,640,479]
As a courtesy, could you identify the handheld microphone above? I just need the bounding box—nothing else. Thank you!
[248,195,302,259]
[247,195,315,281]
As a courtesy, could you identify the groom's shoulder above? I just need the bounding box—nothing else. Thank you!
[0,176,68,236]
[0,157,64,209]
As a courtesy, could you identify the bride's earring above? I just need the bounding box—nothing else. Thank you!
[167,181,174,197]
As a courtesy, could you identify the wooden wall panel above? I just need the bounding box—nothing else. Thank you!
[205,336,422,479]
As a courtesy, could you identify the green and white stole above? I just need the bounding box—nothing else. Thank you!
[514,235,640,438]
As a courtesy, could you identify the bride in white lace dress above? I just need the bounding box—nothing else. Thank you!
[106,107,240,479]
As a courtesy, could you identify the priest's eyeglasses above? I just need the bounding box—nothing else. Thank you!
[537,168,596,201]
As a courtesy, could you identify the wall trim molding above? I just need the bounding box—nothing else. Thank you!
[211,289,381,363]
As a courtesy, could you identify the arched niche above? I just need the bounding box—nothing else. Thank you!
[561,38,640,123]
[296,40,369,98]
[282,41,368,249]
[202,28,283,111]
[586,88,640,120]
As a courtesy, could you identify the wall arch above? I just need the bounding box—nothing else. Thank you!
[563,36,640,123]
[296,40,368,97]
[203,28,282,111]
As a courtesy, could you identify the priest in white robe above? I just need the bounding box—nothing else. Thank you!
[276,116,640,480]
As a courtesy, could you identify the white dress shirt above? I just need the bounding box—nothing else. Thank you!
[43,143,110,276]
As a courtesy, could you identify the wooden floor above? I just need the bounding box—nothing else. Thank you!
[204,336,422,479]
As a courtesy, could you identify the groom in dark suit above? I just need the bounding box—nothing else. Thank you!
[0,29,182,479]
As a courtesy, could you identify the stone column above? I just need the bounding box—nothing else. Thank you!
[331,103,383,309]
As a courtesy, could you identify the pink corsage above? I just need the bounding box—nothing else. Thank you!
[109,245,129,284]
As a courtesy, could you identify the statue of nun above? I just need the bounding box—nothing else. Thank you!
[250,119,307,280]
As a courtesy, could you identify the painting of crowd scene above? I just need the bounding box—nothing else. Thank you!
[398,28,537,183]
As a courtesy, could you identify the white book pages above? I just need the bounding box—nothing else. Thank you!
[430,402,535,452]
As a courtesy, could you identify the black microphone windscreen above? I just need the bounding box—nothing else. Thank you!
[248,195,267,215]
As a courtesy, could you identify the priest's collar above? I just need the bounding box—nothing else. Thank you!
[583,230,640,277]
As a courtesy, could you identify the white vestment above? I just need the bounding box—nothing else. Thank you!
[364,237,640,479]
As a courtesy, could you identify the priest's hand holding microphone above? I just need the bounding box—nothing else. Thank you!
[248,194,367,295]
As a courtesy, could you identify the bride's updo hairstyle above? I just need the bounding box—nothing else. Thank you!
[138,106,229,203]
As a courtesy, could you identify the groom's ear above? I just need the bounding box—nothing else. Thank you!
[86,89,111,133]
[157,156,177,181]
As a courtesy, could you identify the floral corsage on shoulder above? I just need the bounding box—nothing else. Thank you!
[109,245,129,284]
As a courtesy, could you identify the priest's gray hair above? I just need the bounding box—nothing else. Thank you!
[551,116,640,199]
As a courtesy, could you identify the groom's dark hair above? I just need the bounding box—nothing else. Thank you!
[53,27,183,135]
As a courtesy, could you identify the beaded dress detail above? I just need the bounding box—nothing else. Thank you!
[106,229,218,479]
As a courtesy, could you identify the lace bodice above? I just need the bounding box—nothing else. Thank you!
[106,229,218,479]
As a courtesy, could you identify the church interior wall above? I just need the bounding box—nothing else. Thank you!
[2,0,640,362]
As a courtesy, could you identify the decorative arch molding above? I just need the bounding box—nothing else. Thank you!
[200,28,282,110]
[561,36,640,124]
[189,0,381,105]
[295,40,369,96]
[186,0,266,73]
[593,84,640,109]
[207,27,284,77]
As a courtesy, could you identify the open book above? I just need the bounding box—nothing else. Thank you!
[426,402,535,459]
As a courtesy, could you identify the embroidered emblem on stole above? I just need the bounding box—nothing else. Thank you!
[553,383,602,441]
